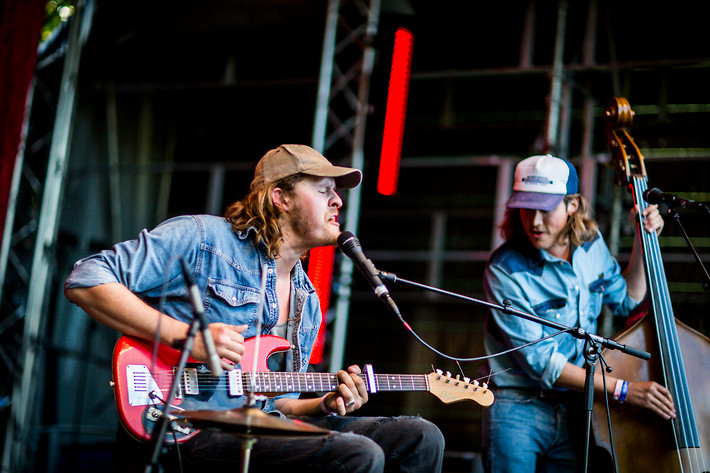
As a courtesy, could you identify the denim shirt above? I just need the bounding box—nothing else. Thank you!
[483,232,640,389]
[65,214,322,411]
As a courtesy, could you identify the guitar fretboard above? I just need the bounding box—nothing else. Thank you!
[239,372,429,394]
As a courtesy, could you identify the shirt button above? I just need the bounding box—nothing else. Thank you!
[268,268,273,274]
[555,313,561,319]
[232,296,237,302]
[574,285,579,291]
[271,303,277,309]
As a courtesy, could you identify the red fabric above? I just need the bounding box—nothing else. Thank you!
[306,245,336,364]
[0,0,46,233]
[624,297,650,329]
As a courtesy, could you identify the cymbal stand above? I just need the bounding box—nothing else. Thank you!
[239,263,269,473]
[144,314,204,473]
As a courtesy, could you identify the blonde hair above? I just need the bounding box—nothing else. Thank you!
[225,173,305,258]
[500,194,599,248]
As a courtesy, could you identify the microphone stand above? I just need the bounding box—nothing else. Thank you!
[379,270,650,473]
[667,208,710,291]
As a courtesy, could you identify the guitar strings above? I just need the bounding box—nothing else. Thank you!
[141,370,436,392]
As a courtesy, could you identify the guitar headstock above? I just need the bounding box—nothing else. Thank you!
[426,371,494,407]
[604,97,647,187]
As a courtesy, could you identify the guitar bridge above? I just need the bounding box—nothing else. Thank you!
[145,406,191,436]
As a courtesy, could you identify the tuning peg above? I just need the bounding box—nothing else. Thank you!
[473,380,480,387]
[482,382,488,390]
[445,371,452,378]
[463,377,470,384]
[436,369,443,375]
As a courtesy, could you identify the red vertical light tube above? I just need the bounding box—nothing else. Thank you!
[378,27,414,196]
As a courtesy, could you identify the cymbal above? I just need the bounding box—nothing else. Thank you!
[175,407,331,437]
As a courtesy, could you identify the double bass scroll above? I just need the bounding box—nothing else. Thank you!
[591,97,710,473]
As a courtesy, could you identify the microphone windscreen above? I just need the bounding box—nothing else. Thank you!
[643,187,663,204]
[337,231,354,246]
[337,231,359,254]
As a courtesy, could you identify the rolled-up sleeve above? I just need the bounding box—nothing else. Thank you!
[64,216,201,294]
[485,263,568,389]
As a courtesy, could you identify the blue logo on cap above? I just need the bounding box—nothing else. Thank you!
[522,176,554,186]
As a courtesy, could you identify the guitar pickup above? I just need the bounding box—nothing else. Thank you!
[228,368,243,396]
[182,368,199,395]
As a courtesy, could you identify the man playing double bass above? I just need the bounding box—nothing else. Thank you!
[481,154,675,473]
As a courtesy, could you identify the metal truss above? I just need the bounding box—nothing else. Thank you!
[311,0,382,373]
[1,2,94,471]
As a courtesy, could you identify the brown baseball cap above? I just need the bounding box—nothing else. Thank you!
[250,144,362,191]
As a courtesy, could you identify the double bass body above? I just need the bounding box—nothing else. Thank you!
[592,315,710,472]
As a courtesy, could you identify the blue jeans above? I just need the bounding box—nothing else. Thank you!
[115,415,445,473]
[481,388,583,473]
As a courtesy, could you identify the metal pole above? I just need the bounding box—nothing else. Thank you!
[545,0,568,154]
[0,78,34,302]
[329,0,381,373]
[311,0,339,152]
[492,158,514,251]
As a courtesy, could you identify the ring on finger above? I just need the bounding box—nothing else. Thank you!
[346,400,355,408]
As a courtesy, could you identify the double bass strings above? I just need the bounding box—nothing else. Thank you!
[632,176,705,471]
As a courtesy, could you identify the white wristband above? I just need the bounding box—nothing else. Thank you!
[613,379,624,400]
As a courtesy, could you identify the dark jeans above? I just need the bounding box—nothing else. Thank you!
[115,415,445,473]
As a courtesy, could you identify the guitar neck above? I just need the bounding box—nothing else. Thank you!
[241,371,430,394]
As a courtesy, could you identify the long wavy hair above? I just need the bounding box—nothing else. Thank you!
[225,173,305,258]
[500,194,599,248]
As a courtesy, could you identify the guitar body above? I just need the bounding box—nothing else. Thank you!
[112,334,291,443]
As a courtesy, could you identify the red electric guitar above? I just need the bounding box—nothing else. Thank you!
[112,334,495,443]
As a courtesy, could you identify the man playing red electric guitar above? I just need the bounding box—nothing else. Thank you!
[65,144,445,473]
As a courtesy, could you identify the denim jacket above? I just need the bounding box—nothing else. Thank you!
[483,232,640,389]
[65,214,322,410]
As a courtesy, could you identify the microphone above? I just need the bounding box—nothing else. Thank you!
[180,259,223,377]
[337,232,400,316]
[643,188,707,211]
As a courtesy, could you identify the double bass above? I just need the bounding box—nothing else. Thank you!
[591,97,710,472]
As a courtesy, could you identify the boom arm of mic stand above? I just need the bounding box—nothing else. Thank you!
[380,270,648,473]
[378,271,651,361]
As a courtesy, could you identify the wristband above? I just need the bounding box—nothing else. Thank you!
[618,381,629,403]
[613,379,624,400]
[320,396,337,415]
